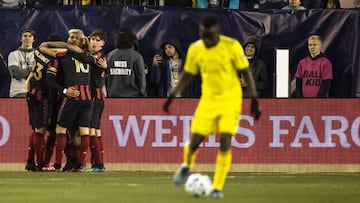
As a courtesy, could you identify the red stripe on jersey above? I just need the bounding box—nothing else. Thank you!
[67,85,91,101]
[85,85,91,100]
[74,86,79,101]
[30,88,43,100]
[96,88,104,100]
[80,85,86,100]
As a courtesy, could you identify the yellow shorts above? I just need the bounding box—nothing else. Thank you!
[190,101,241,136]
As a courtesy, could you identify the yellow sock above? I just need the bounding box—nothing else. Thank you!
[212,150,232,191]
[183,142,198,169]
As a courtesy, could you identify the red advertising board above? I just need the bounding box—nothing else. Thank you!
[1,98,360,164]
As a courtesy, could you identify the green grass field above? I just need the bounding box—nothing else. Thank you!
[1,171,360,203]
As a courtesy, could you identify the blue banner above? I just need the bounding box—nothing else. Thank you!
[0,6,359,97]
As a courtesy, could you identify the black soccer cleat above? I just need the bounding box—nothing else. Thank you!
[25,162,37,172]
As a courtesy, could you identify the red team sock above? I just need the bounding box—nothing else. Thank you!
[64,142,74,161]
[74,145,81,163]
[98,136,104,164]
[33,132,45,166]
[27,131,35,163]
[79,135,90,166]
[90,136,102,166]
[44,131,56,165]
[55,133,67,166]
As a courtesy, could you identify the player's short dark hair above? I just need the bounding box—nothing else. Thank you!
[89,29,107,42]
[200,15,219,29]
[47,33,62,42]
[114,27,134,49]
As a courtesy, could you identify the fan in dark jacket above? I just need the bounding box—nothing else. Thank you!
[241,38,268,98]
[106,28,146,97]
[149,39,201,98]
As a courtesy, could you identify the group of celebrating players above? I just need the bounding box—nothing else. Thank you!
[25,28,107,172]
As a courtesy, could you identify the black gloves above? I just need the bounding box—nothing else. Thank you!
[163,96,174,113]
[251,97,261,120]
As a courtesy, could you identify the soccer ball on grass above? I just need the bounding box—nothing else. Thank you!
[184,173,213,198]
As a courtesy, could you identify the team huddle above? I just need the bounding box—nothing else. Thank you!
[25,29,107,172]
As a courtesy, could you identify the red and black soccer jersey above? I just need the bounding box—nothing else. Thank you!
[30,50,53,94]
[91,50,106,89]
[91,50,106,99]
[47,52,92,100]
[65,49,106,100]
[28,50,56,128]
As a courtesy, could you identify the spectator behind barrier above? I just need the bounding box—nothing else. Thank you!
[239,0,261,10]
[282,0,307,10]
[241,37,269,98]
[260,0,287,9]
[8,28,36,98]
[324,0,341,8]
[197,0,239,9]
[106,28,146,97]
[301,0,323,8]
[148,39,201,98]
[295,35,333,98]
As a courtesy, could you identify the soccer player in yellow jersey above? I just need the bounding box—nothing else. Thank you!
[163,15,261,198]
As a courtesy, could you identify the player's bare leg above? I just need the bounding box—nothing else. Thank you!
[173,133,204,185]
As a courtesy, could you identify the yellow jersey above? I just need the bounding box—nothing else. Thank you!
[184,35,249,106]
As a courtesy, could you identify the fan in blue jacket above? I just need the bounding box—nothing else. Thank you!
[149,39,201,98]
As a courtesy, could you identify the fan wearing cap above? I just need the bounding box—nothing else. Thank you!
[8,28,36,98]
